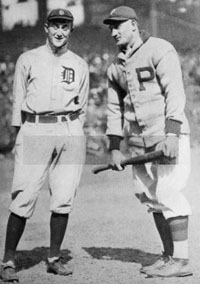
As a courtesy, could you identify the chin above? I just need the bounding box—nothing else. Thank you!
[54,44,64,49]
[116,41,124,46]
[54,42,64,48]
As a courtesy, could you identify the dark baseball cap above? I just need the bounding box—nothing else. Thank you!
[103,6,138,25]
[47,8,74,22]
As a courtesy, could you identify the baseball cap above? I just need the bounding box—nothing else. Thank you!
[47,8,74,22]
[103,6,138,25]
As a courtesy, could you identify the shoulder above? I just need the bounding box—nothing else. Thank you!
[17,45,45,63]
[107,62,115,78]
[145,37,178,65]
[107,56,122,81]
[148,36,174,49]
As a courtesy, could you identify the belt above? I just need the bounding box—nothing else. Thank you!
[25,112,71,123]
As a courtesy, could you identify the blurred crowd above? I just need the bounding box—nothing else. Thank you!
[180,52,200,137]
[0,50,200,155]
[83,52,115,155]
[0,55,16,152]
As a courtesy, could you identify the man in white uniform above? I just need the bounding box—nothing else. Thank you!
[103,6,192,278]
[0,8,89,283]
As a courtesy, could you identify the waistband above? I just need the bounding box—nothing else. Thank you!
[24,112,78,124]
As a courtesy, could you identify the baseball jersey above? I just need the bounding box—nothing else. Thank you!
[12,42,89,127]
[106,31,190,147]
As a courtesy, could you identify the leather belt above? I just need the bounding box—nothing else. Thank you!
[25,112,69,123]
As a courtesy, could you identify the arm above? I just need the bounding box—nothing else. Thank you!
[78,61,90,126]
[106,76,125,138]
[156,49,185,135]
[14,126,20,136]
[106,65,126,169]
[155,49,185,158]
[12,54,28,127]
[11,126,21,154]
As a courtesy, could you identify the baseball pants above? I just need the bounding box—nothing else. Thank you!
[130,135,192,219]
[10,118,86,218]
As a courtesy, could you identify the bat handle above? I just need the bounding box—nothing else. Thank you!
[92,164,113,174]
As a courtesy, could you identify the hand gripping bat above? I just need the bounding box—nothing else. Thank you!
[92,150,164,174]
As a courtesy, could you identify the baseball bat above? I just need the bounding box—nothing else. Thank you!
[92,150,164,174]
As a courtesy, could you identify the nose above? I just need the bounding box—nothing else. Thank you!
[56,28,63,36]
[111,28,118,37]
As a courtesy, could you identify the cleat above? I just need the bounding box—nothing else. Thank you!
[46,257,72,276]
[140,253,170,274]
[0,261,19,282]
[146,256,193,278]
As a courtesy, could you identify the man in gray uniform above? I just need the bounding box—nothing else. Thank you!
[103,6,192,278]
[0,8,89,283]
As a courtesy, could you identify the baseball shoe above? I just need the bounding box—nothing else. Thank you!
[140,253,170,274]
[46,257,72,276]
[145,256,193,278]
[0,261,19,283]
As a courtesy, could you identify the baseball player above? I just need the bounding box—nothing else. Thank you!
[103,6,192,278]
[0,8,89,283]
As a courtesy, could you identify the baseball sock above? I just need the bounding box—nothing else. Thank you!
[49,212,69,259]
[3,212,26,264]
[153,212,174,256]
[167,215,189,259]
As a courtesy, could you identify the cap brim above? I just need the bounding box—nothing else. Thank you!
[103,17,129,25]
[48,16,73,21]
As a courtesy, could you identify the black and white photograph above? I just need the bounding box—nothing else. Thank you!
[0,0,200,283]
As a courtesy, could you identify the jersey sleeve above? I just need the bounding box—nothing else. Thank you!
[106,64,125,138]
[78,61,90,126]
[155,48,186,135]
[11,54,29,127]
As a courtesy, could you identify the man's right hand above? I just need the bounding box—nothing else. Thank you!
[110,149,125,171]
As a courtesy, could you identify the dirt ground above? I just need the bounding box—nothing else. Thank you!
[0,147,200,284]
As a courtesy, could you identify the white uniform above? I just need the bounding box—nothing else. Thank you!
[10,42,89,218]
[106,31,191,219]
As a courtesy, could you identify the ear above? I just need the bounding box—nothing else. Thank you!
[44,23,48,34]
[70,22,74,32]
[131,20,137,31]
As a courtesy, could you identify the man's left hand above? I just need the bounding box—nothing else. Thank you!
[156,135,179,159]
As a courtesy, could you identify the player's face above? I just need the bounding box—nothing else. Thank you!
[44,20,73,49]
[109,20,136,48]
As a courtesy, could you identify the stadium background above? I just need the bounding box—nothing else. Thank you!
[0,0,200,156]
[1,3,200,284]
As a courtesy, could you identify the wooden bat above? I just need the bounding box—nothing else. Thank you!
[92,150,164,174]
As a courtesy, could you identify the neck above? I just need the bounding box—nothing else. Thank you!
[121,30,141,52]
[121,35,142,54]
